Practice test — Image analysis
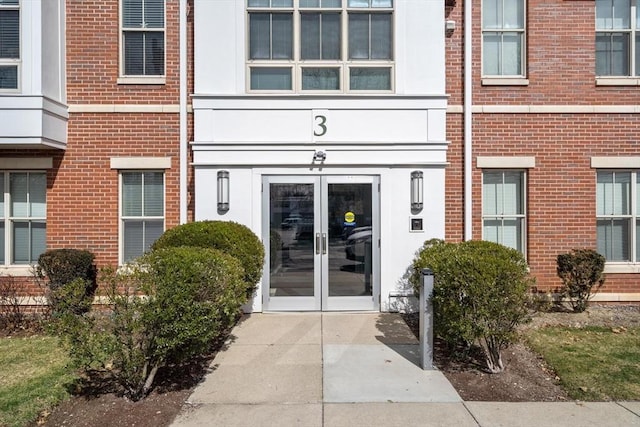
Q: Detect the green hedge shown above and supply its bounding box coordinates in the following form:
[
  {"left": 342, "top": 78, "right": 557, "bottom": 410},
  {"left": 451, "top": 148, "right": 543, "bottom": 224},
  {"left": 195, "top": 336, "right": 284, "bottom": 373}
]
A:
[
  {"left": 152, "top": 221, "right": 264, "bottom": 293},
  {"left": 35, "top": 249, "right": 97, "bottom": 316},
  {"left": 557, "top": 249, "right": 605, "bottom": 313},
  {"left": 58, "top": 246, "right": 248, "bottom": 401},
  {"left": 411, "top": 239, "right": 533, "bottom": 373}
]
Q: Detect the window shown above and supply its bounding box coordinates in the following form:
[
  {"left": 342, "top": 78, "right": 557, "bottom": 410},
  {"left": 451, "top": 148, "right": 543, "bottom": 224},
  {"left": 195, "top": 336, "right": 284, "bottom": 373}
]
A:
[
  {"left": 121, "top": 171, "right": 164, "bottom": 263},
  {"left": 596, "top": 0, "right": 639, "bottom": 76},
  {"left": 0, "top": 0, "right": 19, "bottom": 90},
  {"left": 0, "top": 172, "right": 47, "bottom": 265},
  {"left": 596, "top": 171, "right": 640, "bottom": 262},
  {"left": 247, "top": 0, "right": 394, "bottom": 92},
  {"left": 482, "top": 171, "right": 526, "bottom": 254},
  {"left": 482, "top": 0, "right": 525, "bottom": 77},
  {"left": 121, "top": 0, "right": 165, "bottom": 77}
]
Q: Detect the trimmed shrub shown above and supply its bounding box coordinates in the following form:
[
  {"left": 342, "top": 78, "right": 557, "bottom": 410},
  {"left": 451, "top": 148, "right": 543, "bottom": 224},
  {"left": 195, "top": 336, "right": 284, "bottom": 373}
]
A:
[
  {"left": 35, "top": 249, "right": 97, "bottom": 316},
  {"left": 152, "top": 221, "right": 264, "bottom": 294},
  {"left": 411, "top": 239, "right": 533, "bottom": 373},
  {"left": 58, "top": 246, "right": 247, "bottom": 400},
  {"left": 556, "top": 249, "right": 605, "bottom": 313}
]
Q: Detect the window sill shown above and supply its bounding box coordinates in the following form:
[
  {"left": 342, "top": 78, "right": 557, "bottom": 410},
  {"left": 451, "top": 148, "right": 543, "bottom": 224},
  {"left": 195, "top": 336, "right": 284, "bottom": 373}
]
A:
[
  {"left": 603, "top": 263, "right": 640, "bottom": 274},
  {"left": 117, "top": 76, "right": 166, "bottom": 85},
  {"left": 0, "top": 266, "right": 36, "bottom": 276},
  {"left": 596, "top": 77, "right": 640, "bottom": 86},
  {"left": 482, "top": 77, "right": 529, "bottom": 86}
]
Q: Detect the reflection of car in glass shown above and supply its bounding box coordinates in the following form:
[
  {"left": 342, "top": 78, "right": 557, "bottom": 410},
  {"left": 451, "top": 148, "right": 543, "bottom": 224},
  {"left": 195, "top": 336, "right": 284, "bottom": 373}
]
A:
[
  {"left": 295, "top": 217, "right": 314, "bottom": 240},
  {"left": 280, "top": 217, "right": 301, "bottom": 229},
  {"left": 345, "top": 226, "right": 372, "bottom": 261}
]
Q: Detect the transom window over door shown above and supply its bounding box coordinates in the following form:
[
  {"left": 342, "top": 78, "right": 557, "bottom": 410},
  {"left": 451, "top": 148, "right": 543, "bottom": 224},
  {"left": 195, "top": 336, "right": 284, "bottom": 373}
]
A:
[
  {"left": 247, "top": 0, "right": 394, "bottom": 92},
  {"left": 482, "top": 0, "right": 525, "bottom": 77},
  {"left": 596, "top": 171, "right": 640, "bottom": 262},
  {"left": 121, "top": 0, "right": 165, "bottom": 77},
  {"left": 482, "top": 171, "right": 526, "bottom": 254},
  {"left": 595, "top": 0, "right": 639, "bottom": 76},
  {"left": 0, "top": 0, "right": 20, "bottom": 90}
]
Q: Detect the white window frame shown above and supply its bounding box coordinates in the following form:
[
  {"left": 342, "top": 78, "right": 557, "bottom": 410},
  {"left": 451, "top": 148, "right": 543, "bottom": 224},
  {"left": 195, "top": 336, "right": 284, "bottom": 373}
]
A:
[
  {"left": 595, "top": 0, "right": 639, "bottom": 81},
  {"left": 118, "top": 170, "right": 165, "bottom": 265},
  {"left": 118, "top": 0, "right": 166, "bottom": 84},
  {"left": 0, "top": 170, "right": 47, "bottom": 267},
  {"left": 595, "top": 170, "right": 640, "bottom": 265},
  {"left": 481, "top": 169, "right": 527, "bottom": 256},
  {"left": 481, "top": 0, "right": 526, "bottom": 82},
  {"left": 0, "top": 0, "right": 20, "bottom": 92},
  {"left": 246, "top": 0, "right": 395, "bottom": 94}
]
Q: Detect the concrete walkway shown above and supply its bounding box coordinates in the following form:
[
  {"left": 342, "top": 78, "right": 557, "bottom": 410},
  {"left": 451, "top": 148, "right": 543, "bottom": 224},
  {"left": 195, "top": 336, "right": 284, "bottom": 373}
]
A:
[{"left": 171, "top": 313, "right": 640, "bottom": 427}]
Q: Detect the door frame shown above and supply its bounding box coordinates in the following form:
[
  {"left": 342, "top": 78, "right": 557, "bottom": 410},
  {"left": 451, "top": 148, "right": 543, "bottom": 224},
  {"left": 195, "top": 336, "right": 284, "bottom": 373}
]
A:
[
  {"left": 262, "top": 175, "right": 380, "bottom": 312},
  {"left": 322, "top": 175, "right": 380, "bottom": 311}
]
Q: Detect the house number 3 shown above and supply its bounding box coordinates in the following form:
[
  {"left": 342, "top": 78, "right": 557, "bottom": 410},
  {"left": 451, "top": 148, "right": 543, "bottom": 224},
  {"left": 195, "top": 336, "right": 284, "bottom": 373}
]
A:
[{"left": 314, "top": 115, "right": 327, "bottom": 137}]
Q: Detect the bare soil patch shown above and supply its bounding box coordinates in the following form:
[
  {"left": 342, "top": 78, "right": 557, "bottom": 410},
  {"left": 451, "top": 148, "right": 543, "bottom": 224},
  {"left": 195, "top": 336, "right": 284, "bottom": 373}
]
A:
[
  {"left": 29, "top": 304, "right": 640, "bottom": 427},
  {"left": 405, "top": 304, "right": 640, "bottom": 402},
  {"left": 30, "top": 341, "right": 226, "bottom": 427}
]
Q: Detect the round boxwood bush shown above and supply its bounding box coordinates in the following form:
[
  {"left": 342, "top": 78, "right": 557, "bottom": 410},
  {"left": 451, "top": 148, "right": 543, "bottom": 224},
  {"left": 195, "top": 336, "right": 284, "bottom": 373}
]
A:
[
  {"left": 137, "top": 246, "right": 248, "bottom": 339},
  {"left": 151, "top": 221, "right": 265, "bottom": 291},
  {"left": 36, "top": 248, "right": 97, "bottom": 316},
  {"left": 410, "top": 239, "right": 533, "bottom": 373}
]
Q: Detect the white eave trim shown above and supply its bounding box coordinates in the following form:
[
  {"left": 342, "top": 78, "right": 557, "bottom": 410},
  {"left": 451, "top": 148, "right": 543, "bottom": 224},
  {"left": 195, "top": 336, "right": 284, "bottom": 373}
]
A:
[
  {"left": 591, "top": 157, "right": 640, "bottom": 169},
  {"left": 0, "top": 157, "right": 53, "bottom": 169},
  {"left": 477, "top": 156, "right": 536, "bottom": 168},
  {"left": 110, "top": 157, "right": 172, "bottom": 170}
]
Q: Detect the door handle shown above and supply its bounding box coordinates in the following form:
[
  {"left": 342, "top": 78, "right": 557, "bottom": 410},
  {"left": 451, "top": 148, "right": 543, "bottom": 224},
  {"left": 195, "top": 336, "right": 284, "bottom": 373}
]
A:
[
  {"left": 316, "top": 233, "right": 321, "bottom": 255},
  {"left": 322, "top": 233, "right": 327, "bottom": 255}
]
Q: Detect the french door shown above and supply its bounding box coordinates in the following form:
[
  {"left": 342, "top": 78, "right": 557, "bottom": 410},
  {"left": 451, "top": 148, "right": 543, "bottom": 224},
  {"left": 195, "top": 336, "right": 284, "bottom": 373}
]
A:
[{"left": 262, "top": 175, "right": 379, "bottom": 311}]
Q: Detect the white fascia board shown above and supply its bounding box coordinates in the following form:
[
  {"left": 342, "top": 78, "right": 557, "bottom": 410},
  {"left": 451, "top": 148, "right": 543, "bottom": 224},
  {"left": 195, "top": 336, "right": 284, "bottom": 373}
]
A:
[
  {"left": 191, "top": 96, "right": 449, "bottom": 111},
  {"left": 191, "top": 147, "right": 448, "bottom": 167}
]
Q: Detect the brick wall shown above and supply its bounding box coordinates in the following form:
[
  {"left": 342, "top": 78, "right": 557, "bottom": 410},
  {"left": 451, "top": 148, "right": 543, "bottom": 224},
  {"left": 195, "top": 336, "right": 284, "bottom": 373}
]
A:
[
  {"left": 50, "top": 114, "right": 182, "bottom": 267},
  {"left": 60, "top": 0, "right": 192, "bottom": 266},
  {"left": 445, "top": 0, "right": 640, "bottom": 295},
  {"left": 446, "top": 0, "right": 640, "bottom": 105},
  {"left": 66, "top": 0, "right": 183, "bottom": 102}
]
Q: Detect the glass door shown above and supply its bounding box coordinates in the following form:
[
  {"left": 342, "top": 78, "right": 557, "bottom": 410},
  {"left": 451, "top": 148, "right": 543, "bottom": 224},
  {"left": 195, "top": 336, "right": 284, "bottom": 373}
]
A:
[
  {"left": 322, "top": 176, "right": 379, "bottom": 311},
  {"left": 263, "top": 175, "right": 379, "bottom": 311},
  {"left": 263, "top": 176, "right": 321, "bottom": 311}
]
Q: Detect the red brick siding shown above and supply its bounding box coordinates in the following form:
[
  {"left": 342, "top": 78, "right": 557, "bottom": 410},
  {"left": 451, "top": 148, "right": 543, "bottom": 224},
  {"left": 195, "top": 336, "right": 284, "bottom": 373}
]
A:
[
  {"left": 445, "top": 0, "right": 640, "bottom": 296},
  {"left": 446, "top": 0, "right": 640, "bottom": 105},
  {"left": 50, "top": 114, "right": 182, "bottom": 267},
  {"left": 66, "top": 0, "right": 183, "bottom": 103},
  {"left": 446, "top": 113, "right": 640, "bottom": 293},
  {"left": 57, "top": 0, "right": 194, "bottom": 269}
]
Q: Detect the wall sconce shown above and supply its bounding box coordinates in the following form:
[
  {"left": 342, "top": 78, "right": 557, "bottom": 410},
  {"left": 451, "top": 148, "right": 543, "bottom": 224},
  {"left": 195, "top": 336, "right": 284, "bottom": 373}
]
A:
[
  {"left": 411, "top": 171, "right": 424, "bottom": 213},
  {"left": 217, "top": 170, "right": 230, "bottom": 213}
]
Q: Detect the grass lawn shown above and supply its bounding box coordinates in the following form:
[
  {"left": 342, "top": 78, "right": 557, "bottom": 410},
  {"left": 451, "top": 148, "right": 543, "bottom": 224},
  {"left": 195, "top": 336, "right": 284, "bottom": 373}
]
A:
[
  {"left": 0, "top": 335, "right": 75, "bottom": 427},
  {"left": 527, "top": 326, "right": 640, "bottom": 401}
]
